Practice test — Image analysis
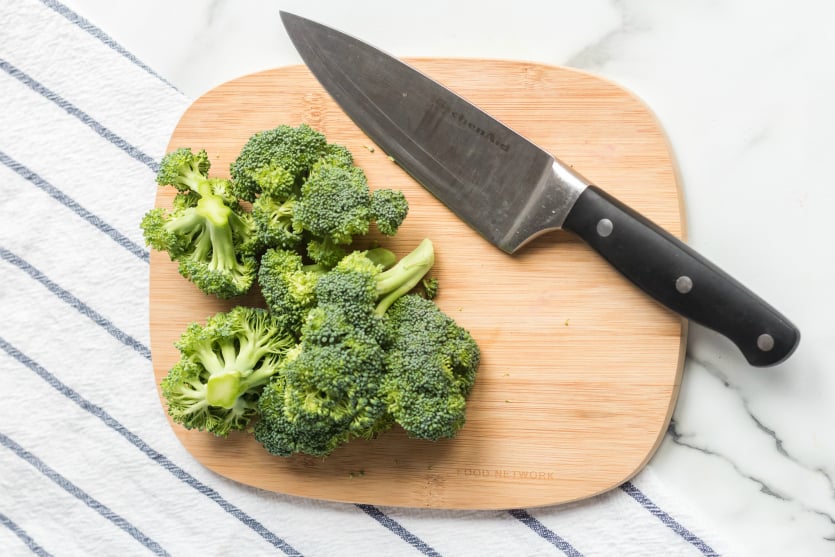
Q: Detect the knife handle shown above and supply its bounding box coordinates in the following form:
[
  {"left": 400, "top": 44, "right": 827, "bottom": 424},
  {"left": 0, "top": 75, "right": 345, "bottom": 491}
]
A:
[{"left": 562, "top": 185, "right": 800, "bottom": 367}]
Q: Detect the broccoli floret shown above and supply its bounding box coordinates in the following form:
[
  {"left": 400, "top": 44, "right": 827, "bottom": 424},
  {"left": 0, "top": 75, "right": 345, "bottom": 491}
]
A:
[
  {"left": 294, "top": 165, "right": 412, "bottom": 264},
  {"left": 258, "top": 248, "right": 327, "bottom": 336},
  {"left": 258, "top": 245, "right": 398, "bottom": 337},
  {"left": 230, "top": 124, "right": 329, "bottom": 201},
  {"left": 320, "top": 142, "right": 354, "bottom": 168},
  {"left": 160, "top": 306, "right": 295, "bottom": 436},
  {"left": 294, "top": 162, "right": 373, "bottom": 244},
  {"left": 142, "top": 148, "right": 259, "bottom": 298},
  {"left": 371, "top": 189, "right": 409, "bottom": 236},
  {"left": 255, "top": 310, "right": 392, "bottom": 457},
  {"left": 372, "top": 238, "right": 435, "bottom": 315},
  {"left": 421, "top": 277, "right": 439, "bottom": 300},
  {"left": 248, "top": 161, "right": 297, "bottom": 199},
  {"left": 381, "top": 294, "right": 480, "bottom": 441},
  {"left": 155, "top": 147, "right": 211, "bottom": 195},
  {"left": 254, "top": 240, "right": 435, "bottom": 457},
  {"left": 313, "top": 238, "right": 435, "bottom": 318},
  {"left": 229, "top": 124, "right": 409, "bottom": 261},
  {"left": 251, "top": 196, "right": 302, "bottom": 250}
]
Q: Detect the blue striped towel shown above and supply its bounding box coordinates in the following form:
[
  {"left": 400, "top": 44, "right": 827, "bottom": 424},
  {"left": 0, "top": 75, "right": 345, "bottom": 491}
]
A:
[{"left": 0, "top": 1, "right": 732, "bottom": 555}]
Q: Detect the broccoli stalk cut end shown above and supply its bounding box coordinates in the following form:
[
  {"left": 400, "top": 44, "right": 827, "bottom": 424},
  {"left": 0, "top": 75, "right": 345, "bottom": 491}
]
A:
[{"left": 206, "top": 371, "right": 242, "bottom": 408}]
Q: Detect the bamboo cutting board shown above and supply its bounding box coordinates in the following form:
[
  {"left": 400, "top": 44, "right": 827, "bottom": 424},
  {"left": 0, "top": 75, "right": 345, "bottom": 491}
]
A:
[{"left": 149, "top": 59, "right": 686, "bottom": 510}]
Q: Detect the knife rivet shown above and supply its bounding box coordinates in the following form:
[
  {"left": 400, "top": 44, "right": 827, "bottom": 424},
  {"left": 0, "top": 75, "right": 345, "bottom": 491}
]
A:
[
  {"left": 675, "top": 276, "right": 693, "bottom": 294},
  {"left": 596, "top": 218, "right": 613, "bottom": 237},
  {"left": 757, "top": 333, "right": 775, "bottom": 352}
]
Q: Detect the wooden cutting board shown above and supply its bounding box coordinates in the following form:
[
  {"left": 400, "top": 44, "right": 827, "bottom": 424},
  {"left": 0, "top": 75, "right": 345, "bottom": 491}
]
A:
[{"left": 149, "top": 59, "right": 686, "bottom": 510}]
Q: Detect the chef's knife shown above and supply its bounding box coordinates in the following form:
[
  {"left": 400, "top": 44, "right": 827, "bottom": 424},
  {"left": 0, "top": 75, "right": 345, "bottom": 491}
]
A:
[{"left": 280, "top": 12, "right": 800, "bottom": 367}]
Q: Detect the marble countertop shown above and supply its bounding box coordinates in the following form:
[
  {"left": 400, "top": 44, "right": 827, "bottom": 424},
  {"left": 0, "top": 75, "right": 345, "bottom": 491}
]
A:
[{"left": 61, "top": 1, "right": 834, "bottom": 555}]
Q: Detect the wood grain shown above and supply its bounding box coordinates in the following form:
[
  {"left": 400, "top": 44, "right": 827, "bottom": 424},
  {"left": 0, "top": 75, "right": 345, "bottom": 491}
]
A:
[{"left": 149, "top": 59, "right": 686, "bottom": 509}]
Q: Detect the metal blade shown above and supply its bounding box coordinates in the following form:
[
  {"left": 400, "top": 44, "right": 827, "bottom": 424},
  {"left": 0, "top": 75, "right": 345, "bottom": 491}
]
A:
[{"left": 280, "top": 12, "right": 590, "bottom": 252}]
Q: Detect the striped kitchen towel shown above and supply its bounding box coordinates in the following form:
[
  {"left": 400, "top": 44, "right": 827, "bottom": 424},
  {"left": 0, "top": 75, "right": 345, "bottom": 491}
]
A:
[{"left": 0, "top": 1, "right": 733, "bottom": 555}]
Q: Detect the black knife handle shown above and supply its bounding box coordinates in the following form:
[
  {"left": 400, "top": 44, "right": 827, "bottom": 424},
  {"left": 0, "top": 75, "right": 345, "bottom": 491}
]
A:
[{"left": 562, "top": 185, "right": 799, "bottom": 367}]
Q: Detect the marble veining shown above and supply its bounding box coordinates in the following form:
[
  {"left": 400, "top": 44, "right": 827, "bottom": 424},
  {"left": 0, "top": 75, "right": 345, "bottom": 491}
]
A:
[{"left": 60, "top": 1, "right": 835, "bottom": 555}]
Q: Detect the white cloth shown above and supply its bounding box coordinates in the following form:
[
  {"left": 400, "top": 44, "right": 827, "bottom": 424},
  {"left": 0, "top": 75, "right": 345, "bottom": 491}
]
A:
[{"left": 0, "top": 1, "right": 734, "bottom": 555}]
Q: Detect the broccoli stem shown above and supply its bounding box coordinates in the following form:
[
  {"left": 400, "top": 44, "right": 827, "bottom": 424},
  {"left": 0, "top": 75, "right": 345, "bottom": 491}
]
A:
[
  {"left": 209, "top": 224, "right": 237, "bottom": 272},
  {"left": 193, "top": 174, "right": 216, "bottom": 198},
  {"left": 365, "top": 247, "right": 396, "bottom": 269},
  {"left": 375, "top": 239, "right": 434, "bottom": 316},
  {"left": 205, "top": 366, "right": 277, "bottom": 409},
  {"left": 240, "top": 365, "right": 280, "bottom": 391},
  {"left": 163, "top": 207, "right": 204, "bottom": 237},
  {"left": 206, "top": 371, "right": 242, "bottom": 408}
]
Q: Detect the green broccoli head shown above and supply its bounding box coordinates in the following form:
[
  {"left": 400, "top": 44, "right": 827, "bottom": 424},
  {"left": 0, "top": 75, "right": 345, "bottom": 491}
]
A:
[
  {"left": 156, "top": 147, "right": 211, "bottom": 195},
  {"left": 255, "top": 361, "right": 363, "bottom": 458},
  {"left": 255, "top": 304, "right": 392, "bottom": 457},
  {"left": 251, "top": 196, "right": 302, "bottom": 251},
  {"left": 140, "top": 205, "right": 185, "bottom": 258},
  {"left": 319, "top": 142, "right": 354, "bottom": 168},
  {"left": 248, "top": 161, "right": 297, "bottom": 200},
  {"left": 258, "top": 248, "right": 326, "bottom": 336},
  {"left": 294, "top": 163, "right": 373, "bottom": 245},
  {"left": 421, "top": 277, "right": 440, "bottom": 300},
  {"left": 161, "top": 306, "right": 296, "bottom": 437},
  {"left": 302, "top": 237, "right": 344, "bottom": 269},
  {"left": 381, "top": 294, "right": 480, "bottom": 441},
  {"left": 227, "top": 124, "right": 409, "bottom": 260},
  {"left": 230, "top": 124, "right": 329, "bottom": 201},
  {"left": 371, "top": 189, "right": 409, "bottom": 236},
  {"left": 142, "top": 191, "right": 259, "bottom": 299},
  {"left": 315, "top": 239, "right": 434, "bottom": 318},
  {"left": 294, "top": 168, "right": 410, "bottom": 265}
]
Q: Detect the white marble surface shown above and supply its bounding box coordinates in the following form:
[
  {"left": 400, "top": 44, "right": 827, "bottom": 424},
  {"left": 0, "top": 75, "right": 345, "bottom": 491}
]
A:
[{"left": 61, "top": 1, "right": 834, "bottom": 555}]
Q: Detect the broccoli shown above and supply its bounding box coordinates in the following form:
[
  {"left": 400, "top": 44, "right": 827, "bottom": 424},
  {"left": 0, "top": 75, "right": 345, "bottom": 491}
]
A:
[
  {"left": 141, "top": 147, "right": 258, "bottom": 298},
  {"left": 370, "top": 189, "right": 409, "bottom": 236},
  {"left": 230, "top": 124, "right": 410, "bottom": 265},
  {"left": 251, "top": 195, "right": 302, "bottom": 250},
  {"left": 421, "top": 277, "right": 440, "bottom": 300},
  {"left": 160, "top": 306, "right": 295, "bottom": 436},
  {"left": 320, "top": 142, "right": 355, "bottom": 167},
  {"left": 293, "top": 162, "right": 374, "bottom": 266},
  {"left": 381, "top": 294, "right": 480, "bottom": 441},
  {"left": 258, "top": 246, "right": 398, "bottom": 337},
  {"left": 258, "top": 248, "right": 327, "bottom": 336},
  {"left": 295, "top": 164, "right": 409, "bottom": 265},
  {"left": 154, "top": 146, "right": 211, "bottom": 195},
  {"left": 255, "top": 309, "right": 392, "bottom": 457},
  {"left": 230, "top": 124, "right": 329, "bottom": 202},
  {"left": 254, "top": 240, "right": 435, "bottom": 457}
]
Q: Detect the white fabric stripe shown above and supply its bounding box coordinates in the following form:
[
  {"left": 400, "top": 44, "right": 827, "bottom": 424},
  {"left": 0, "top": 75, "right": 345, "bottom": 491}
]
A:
[
  {"left": 0, "top": 511, "right": 52, "bottom": 557},
  {"left": 0, "top": 0, "right": 188, "bottom": 156},
  {"left": 522, "top": 488, "right": 700, "bottom": 556},
  {"left": 0, "top": 448, "right": 139, "bottom": 557},
  {"left": 0, "top": 166, "right": 150, "bottom": 348},
  {"left": 0, "top": 258, "right": 161, "bottom": 419},
  {"left": 38, "top": 0, "right": 181, "bottom": 92},
  {"left": 629, "top": 470, "right": 736, "bottom": 556},
  {"left": 0, "top": 72, "right": 161, "bottom": 250},
  {"left": 377, "top": 507, "right": 572, "bottom": 557},
  {"left": 0, "top": 355, "right": 279, "bottom": 556}
]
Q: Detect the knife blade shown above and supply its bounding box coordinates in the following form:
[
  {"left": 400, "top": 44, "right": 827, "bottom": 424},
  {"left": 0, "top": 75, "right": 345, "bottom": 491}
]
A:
[{"left": 279, "top": 11, "right": 800, "bottom": 367}]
